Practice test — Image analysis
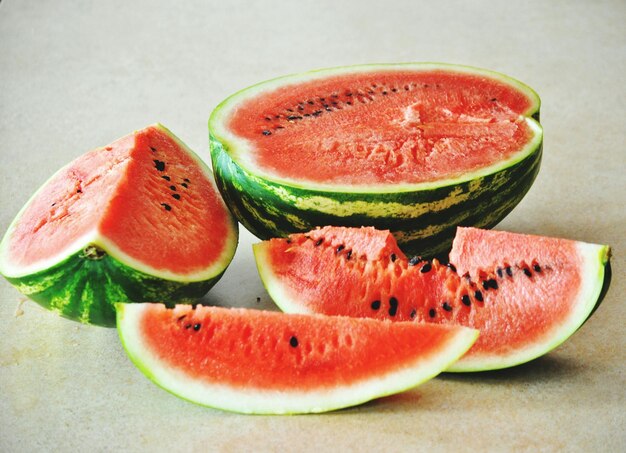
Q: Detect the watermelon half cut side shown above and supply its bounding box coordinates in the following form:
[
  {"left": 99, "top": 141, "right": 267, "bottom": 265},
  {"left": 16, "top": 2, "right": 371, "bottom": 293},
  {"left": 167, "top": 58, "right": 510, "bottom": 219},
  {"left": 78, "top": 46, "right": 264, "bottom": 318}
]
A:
[
  {"left": 210, "top": 63, "right": 543, "bottom": 256},
  {"left": 0, "top": 125, "right": 238, "bottom": 326},
  {"left": 116, "top": 303, "right": 478, "bottom": 414},
  {"left": 253, "top": 226, "right": 610, "bottom": 371}
]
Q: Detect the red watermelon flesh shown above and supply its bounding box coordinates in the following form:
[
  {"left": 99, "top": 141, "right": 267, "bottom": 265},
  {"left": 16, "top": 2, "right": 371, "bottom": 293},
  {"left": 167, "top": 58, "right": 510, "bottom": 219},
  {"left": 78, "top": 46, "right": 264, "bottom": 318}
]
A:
[
  {"left": 254, "top": 226, "right": 610, "bottom": 371},
  {"left": 225, "top": 67, "right": 538, "bottom": 186},
  {"left": 116, "top": 303, "right": 478, "bottom": 414},
  {"left": 4, "top": 124, "right": 234, "bottom": 279}
]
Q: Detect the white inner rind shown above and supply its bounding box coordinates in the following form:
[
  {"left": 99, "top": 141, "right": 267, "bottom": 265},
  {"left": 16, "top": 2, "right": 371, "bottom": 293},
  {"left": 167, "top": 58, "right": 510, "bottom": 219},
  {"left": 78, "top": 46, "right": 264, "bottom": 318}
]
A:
[
  {"left": 447, "top": 242, "right": 610, "bottom": 372},
  {"left": 116, "top": 303, "right": 478, "bottom": 415},
  {"left": 0, "top": 123, "right": 238, "bottom": 281},
  {"left": 209, "top": 63, "right": 543, "bottom": 193},
  {"left": 252, "top": 242, "right": 313, "bottom": 315}
]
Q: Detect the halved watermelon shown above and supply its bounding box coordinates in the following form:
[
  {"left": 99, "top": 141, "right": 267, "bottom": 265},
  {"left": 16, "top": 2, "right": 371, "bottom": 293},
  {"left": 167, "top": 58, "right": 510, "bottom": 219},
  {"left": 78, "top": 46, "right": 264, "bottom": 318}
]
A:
[
  {"left": 116, "top": 303, "right": 478, "bottom": 414},
  {"left": 253, "top": 226, "right": 610, "bottom": 371},
  {"left": 0, "top": 124, "right": 238, "bottom": 326},
  {"left": 210, "top": 63, "right": 543, "bottom": 256}
]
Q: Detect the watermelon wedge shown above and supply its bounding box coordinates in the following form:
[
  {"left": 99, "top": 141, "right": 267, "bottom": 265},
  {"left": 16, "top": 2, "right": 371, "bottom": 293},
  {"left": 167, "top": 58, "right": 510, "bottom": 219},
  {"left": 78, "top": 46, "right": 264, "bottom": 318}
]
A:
[
  {"left": 116, "top": 303, "right": 478, "bottom": 414},
  {"left": 0, "top": 124, "right": 238, "bottom": 326},
  {"left": 253, "top": 226, "right": 611, "bottom": 371},
  {"left": 210, "top": 63, "right": 543, "bottom": 256}
]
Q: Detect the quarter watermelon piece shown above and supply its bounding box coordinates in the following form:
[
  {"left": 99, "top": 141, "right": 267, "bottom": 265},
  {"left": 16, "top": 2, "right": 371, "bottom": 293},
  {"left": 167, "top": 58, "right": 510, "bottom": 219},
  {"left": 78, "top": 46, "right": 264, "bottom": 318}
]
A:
[
  {"left": 210, "top": 63, "right": 543, "bottom": 256},
  {"left": 0, "top": 124, "right": 238, "bottom": 326},
  {"left": 254, "top": 226, "right": 611, "bottom": 371},
  {"left": 116, "top": 303, "right": 478, "bottom": 414}
]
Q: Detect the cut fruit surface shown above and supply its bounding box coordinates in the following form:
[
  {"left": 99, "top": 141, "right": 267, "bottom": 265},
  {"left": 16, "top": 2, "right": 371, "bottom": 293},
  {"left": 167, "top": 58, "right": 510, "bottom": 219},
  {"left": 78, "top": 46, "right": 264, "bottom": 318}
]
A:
[
  {"left": 116, "top": 303, "right": 478, "bottom": 414},
  {"left": 0, "top": 124, "right": 238, "bottom": 326},
  {"left": 254, "top": 226, "right": 610, "bottom": 371},
  {"left": 210, "top": 63, "right": 543, "bottom": 255}
]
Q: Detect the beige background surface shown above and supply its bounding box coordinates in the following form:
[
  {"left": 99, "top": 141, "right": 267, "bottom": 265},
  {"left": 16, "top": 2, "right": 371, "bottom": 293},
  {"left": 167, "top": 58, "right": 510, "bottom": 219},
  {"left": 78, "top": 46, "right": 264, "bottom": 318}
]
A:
[{"left": 1, "top": 0, "right": 624, "bottom": 451}]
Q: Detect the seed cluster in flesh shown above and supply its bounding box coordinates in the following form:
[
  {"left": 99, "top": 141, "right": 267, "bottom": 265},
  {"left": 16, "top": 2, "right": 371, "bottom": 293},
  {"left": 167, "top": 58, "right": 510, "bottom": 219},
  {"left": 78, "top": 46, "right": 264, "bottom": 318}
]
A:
[
  {"left": 258, "top": 81, "right": 501, "bottom": 137},
  {"left": 266, "top": 228, "right": 552, "bottom": 324},
  {"left": 150, "top": 146, "right": 193, "bottom": 212}
]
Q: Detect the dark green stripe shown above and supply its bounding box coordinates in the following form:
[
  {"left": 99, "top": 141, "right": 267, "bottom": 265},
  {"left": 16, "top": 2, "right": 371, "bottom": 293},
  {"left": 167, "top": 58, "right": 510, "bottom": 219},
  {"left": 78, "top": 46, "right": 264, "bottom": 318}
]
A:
[{"left": 6, "top": 250, "right": 225, "bottom": 327}]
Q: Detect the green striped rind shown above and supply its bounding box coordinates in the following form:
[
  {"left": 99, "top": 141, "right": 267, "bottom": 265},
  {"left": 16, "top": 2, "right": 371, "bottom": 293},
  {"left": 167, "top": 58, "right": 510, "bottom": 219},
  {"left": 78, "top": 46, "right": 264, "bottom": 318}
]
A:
[
  {"left": 209, "top": 63, "right": 543, "bottom": 256},
  {"left": 211, "top": 129, "right": 542, "bottom": 257},
  {"left": 4, "top": 248, "right": 224, "bottom": 327}
]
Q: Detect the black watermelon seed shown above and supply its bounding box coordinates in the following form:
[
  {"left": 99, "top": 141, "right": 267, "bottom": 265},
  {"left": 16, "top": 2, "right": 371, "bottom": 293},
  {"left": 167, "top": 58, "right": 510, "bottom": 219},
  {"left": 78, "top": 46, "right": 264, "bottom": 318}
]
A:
[
  {"left": 442, "top": 302, "right": 452, "bottom": 312},
  {"left": 262, "top": 130, "right": 272, "bottom": 136},
  {"left": 287, "top": 115, "right": 302, "bottom": 120},
  {"left": 289, "top": 336, "right": 299, "bottom": 347},
  {"left": 388, "top": 297, "right": 399, "bottom": 316},
  {"left": 447, "top": 263, "right": 457, "bottom": 273},
  {"left": 533, "top": 263, "right": 542, "bottom": 273},
  {"left": 172, "top": 193, "right": 181, "bottom": 200},
  {"left": 391, "top": 88, "right": 397, "bottom": 92},
  {"left": 315, "top": 238, "right": 323, "bottom": 246},
  {"left": 184, "top": 178, "right": 190, "bottom": 183},
  {"left": 371, "top": 300, "right": 381, "bottom": 310},
  {"left": 482, "top": 279, "right": 498, "bottom": 290},
  {"left": 474, "top": 290, "right": 484, "bottom": 302},
  {"left": 428, "top": 308, "right": 436, "bottom": 318},
  {"left": 496, "top": 267, "right": 503, "bottom": 278},
  {"left": 149, "top": 146, "right": 157, "bottom": 152},
  {"left": 162, "top": 175, "right": 171, "bottom": 181},
  {"left": 410, "top": 309, "right": 417, "bottom": 319},
  {"left": 345, "top": 250, "right": 352, "bottom": 260},
  {"left": 169, "top": 185, "right": 177, "bottom": 191},
  {"left": 490, "top": 98, "right": 497, "bottom": 102},
  {"left": 181, "top": 182, "right": 188, "bottom": 188},
  {"left": 382, "top": 91, "right": 388, "bottom": 95},
  {"left": 307, "top": 100, "right": 314, "bottom": 105},
  {"left": 505, "top": 266, "right": 513, "bottom": 277},
  {"left": 408, "top": 256, "right": 423, "bottom": 266},
  {"left": 153, "top": 160, "right": 165, "bottom": 171},
  {"left": 286, "top": 108, "right": 294, "bottom": 113},
  {"left": 390, "top": 253, "right": 397, "bottom": 262},
  {"left": 193, "top": 323, "right": 201, "bottom": 331},
  {"left": 523, "top": 267, "right": 532, "bottom": 278},
  {"left": 264, "top": 117, "right": 272, "bottom": 121},
  {"left": 461, "top": 295, "right": 471, "bottom": 306},
  {"left": 161, "top": 203, "right": 171, "bottom": 211},
  {"left": 76, "top": 189, "right": 82, "bottom": 194},
  {"left": 184, "top": 324, "right": 192, "bottom": 329},
  {"left": 420, "top": 262, "right": 432, "bottom": 273},
  {"left": 336, "top": 245, "right": 345, "bottom": 254}
]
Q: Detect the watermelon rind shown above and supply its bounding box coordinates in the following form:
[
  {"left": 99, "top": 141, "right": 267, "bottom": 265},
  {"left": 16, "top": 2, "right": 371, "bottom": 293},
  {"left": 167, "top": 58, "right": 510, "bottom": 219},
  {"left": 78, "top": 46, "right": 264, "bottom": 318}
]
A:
[
  {"left": 0, "top": 124, "right": 238, "bottom": 326},
  {"left": 446, "top": 241, "right": 611, "bottom": 372},
  {"left": 116, "top": 303, "right": 479, "bottom": 414},
  {"left": 209, "top": 63, "right": 543, "bottom": 256}
]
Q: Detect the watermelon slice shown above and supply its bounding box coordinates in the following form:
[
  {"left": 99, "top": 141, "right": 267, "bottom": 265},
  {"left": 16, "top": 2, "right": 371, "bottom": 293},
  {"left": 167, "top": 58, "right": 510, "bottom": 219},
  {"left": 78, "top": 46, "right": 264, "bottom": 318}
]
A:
[
  {"left": 0, "top": 124, "right": 238, "bottom": 326},
  {"left": 116, "top": 303, "right": 478, "bottom": 414},
  {"left": 253, "top": 226, "right": 611, "bottom": 371},
  {"left": 210, "top": 63, "right": 543, "bottom": 256}
]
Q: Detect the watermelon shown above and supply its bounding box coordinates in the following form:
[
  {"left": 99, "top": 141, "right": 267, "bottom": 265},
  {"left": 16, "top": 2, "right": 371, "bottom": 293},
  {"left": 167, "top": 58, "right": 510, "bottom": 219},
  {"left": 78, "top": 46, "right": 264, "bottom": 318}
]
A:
[
  {"left": 0, "top": 124, "right": 238, "bottom": 326},
  {"left": 209, "top": 63, "right": 543, "bottom": 256},
  {"left": 116, "top": 302, "right": 478, "bottom": 414},
  {"left": 253, "top": 226, "right": 611, "bottom": 371}
]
